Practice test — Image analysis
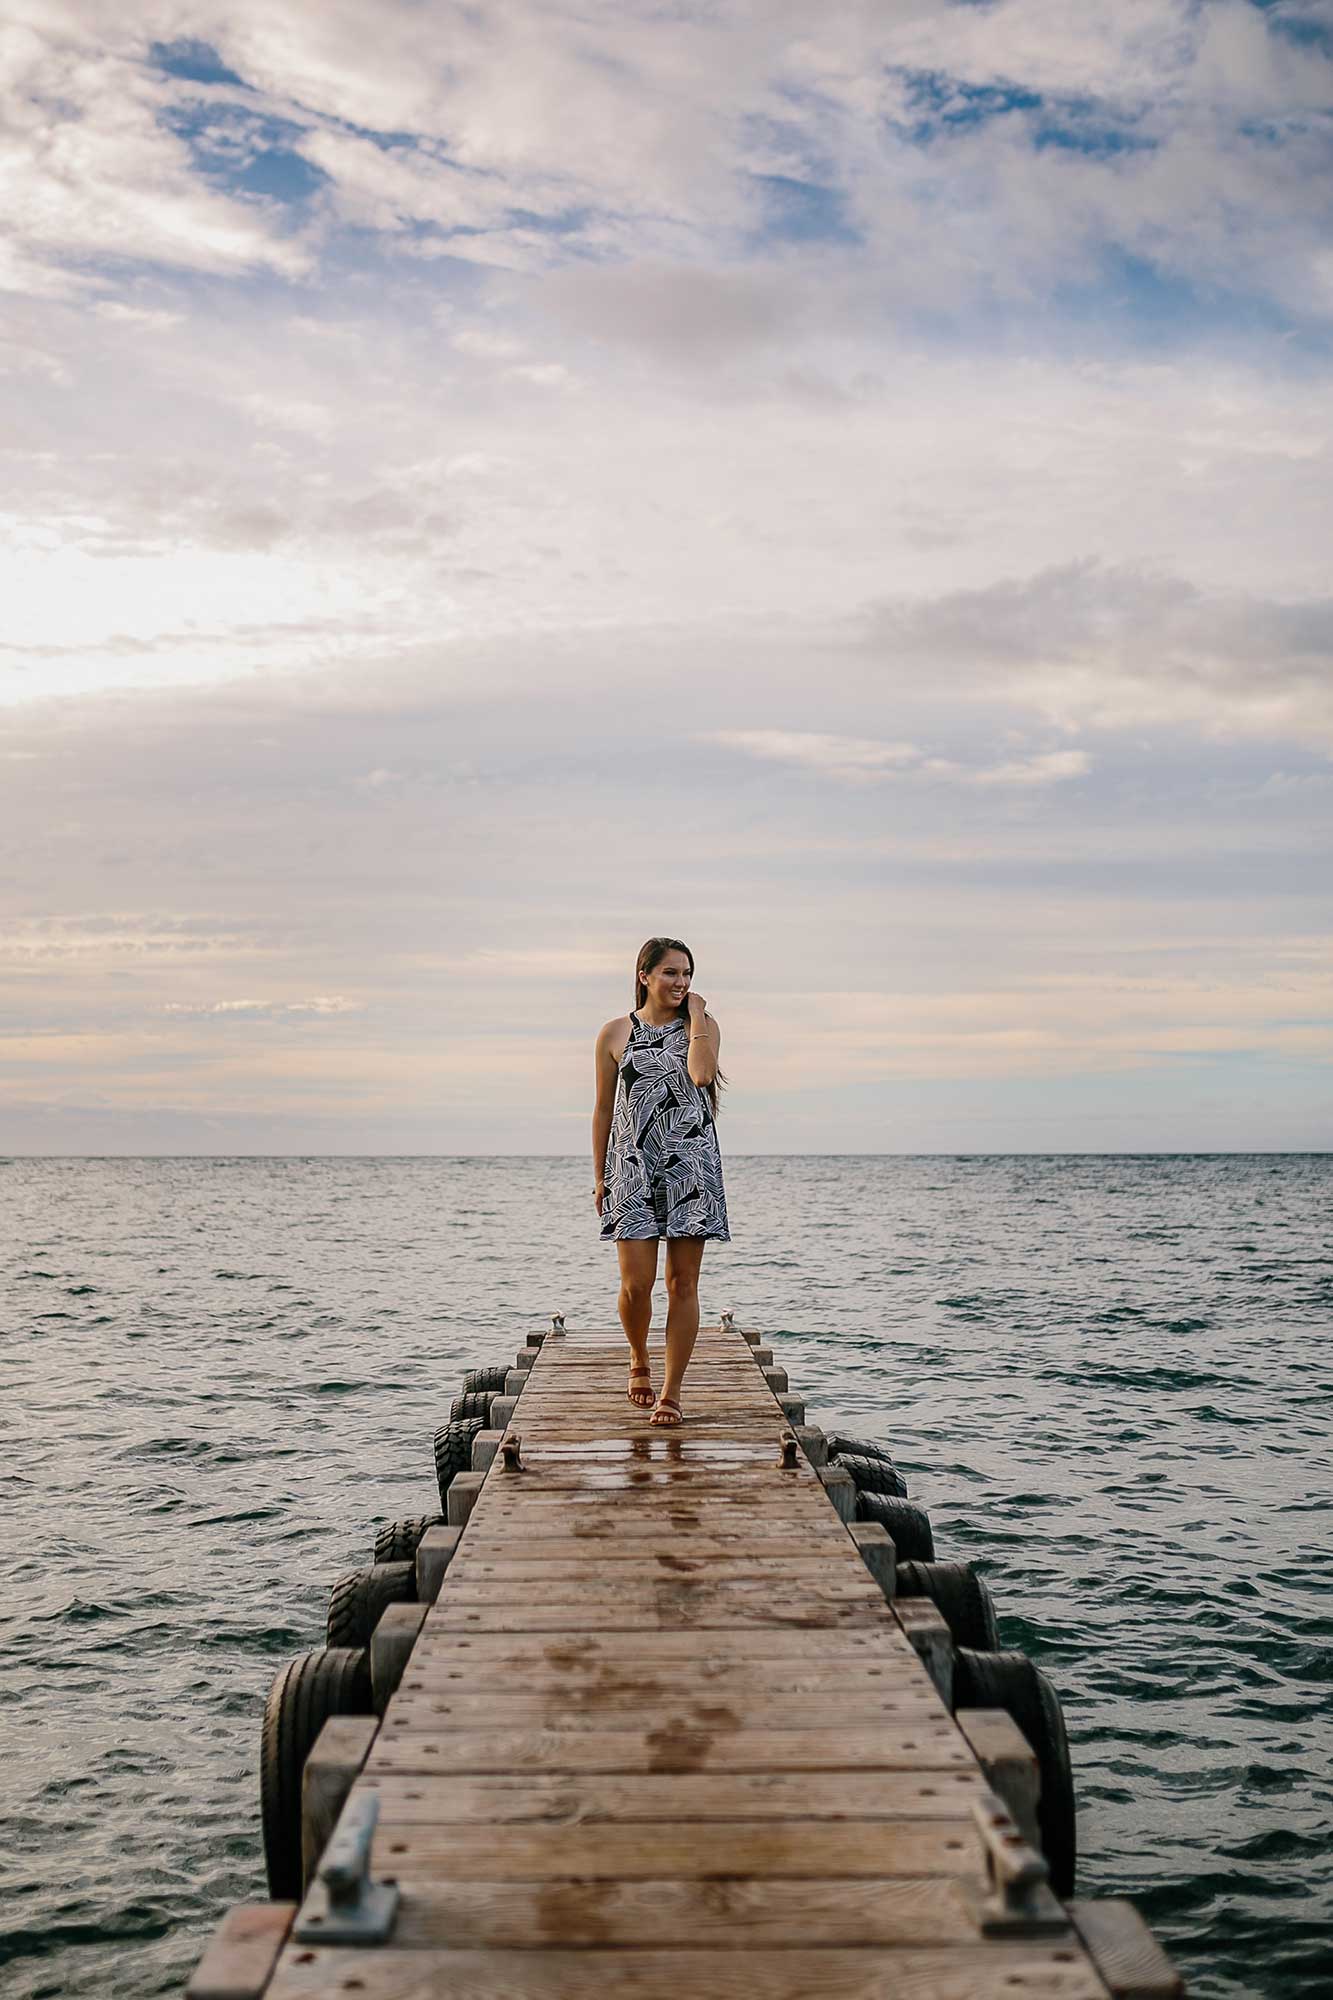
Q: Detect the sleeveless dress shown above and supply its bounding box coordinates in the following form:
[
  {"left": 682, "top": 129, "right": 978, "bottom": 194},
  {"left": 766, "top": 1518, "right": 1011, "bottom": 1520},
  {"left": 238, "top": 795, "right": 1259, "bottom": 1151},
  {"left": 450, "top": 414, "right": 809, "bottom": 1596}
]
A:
[{"left": 600, "top": 1010, "right": 730, "bottom": 1241}]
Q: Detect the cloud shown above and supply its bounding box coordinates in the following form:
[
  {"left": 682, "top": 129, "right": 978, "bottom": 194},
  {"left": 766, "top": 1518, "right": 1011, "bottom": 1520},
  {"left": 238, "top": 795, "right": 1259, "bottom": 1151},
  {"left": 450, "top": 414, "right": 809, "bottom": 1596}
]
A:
[
  {"left": 162, "top": 995, "right": 364, "bottom": 1016},
  {"left": 704, "top": 729, "right": 1090, "bottom": 787},
  {"left": 1, "top": 1, "right": 1329, "bottom": 327},
  {"left": 2, "top": 2, "right": 1331, "bottom": 1151},
  {"left": 855, "top": 561, "right": 1333, "bottom": 750}
]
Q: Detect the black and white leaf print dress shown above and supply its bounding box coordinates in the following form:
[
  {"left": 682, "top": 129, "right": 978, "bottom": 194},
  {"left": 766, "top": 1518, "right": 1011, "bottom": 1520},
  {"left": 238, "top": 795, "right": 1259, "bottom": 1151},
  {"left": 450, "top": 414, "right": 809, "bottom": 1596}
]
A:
[{"left": 600, "top": 1011, "right": 730, "bottom": 1241}]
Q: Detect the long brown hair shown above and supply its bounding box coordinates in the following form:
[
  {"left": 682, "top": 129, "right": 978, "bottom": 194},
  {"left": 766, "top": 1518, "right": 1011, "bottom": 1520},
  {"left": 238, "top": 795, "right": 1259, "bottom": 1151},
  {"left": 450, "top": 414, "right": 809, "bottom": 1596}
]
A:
[{"left": 634, "top": 936, "right": 728, "bottom": 1121}]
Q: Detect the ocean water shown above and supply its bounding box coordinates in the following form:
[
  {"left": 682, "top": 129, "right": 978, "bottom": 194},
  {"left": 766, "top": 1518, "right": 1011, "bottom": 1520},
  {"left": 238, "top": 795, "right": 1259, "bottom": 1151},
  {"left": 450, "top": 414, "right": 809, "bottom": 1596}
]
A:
[{"left": 1, "top": 1153, "right": 1330, "bottom": 2000}]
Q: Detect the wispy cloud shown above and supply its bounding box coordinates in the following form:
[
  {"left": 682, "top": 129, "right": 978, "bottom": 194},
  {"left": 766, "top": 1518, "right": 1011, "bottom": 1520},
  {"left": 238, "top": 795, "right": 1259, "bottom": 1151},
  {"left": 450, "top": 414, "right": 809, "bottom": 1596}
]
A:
[
  {"left": 705, "top": 730, "right": 1091, "bottom": 788},
  {"left": 162, "top": 996, "right": 364, "bottom": 1017}
]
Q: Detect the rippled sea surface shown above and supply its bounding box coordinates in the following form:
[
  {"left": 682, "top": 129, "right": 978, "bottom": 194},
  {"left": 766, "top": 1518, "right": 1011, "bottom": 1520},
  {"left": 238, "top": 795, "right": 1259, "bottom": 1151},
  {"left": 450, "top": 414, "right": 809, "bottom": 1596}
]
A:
[{"left": 2, "top": 1155, "right": 1330, "bottom": 1999}]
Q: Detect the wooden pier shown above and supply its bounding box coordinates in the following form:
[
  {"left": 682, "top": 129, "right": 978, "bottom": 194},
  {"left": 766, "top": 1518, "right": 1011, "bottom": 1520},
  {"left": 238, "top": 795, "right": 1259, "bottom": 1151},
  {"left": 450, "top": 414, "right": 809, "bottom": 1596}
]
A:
[{"left": 188, "top": 1315, "right": 1183, "bottom": 1999}]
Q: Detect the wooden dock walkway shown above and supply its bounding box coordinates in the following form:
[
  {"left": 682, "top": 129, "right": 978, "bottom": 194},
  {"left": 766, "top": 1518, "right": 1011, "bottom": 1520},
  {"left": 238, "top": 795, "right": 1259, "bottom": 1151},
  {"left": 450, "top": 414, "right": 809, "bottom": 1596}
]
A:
[{"left": 189, "top": 1315, "right": 1183, "bottom": 1999}]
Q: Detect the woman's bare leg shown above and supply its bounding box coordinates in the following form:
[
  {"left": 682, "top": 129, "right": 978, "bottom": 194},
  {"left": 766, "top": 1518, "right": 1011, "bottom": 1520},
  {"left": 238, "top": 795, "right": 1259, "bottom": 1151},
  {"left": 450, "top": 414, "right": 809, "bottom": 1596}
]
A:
[
  {"left": 657, "top": 1236, "right": 705, "bottom": 1415},
  {"left": 616, "top": 1239, "right": 659, "bottom": 1390}
]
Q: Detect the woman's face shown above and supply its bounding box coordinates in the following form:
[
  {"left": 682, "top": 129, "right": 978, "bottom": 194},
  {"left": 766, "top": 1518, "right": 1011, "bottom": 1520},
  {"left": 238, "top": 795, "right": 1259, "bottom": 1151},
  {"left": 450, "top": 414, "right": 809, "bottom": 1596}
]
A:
[{"left": 644, "top": 951, "right": 691, "bottom": 1006}]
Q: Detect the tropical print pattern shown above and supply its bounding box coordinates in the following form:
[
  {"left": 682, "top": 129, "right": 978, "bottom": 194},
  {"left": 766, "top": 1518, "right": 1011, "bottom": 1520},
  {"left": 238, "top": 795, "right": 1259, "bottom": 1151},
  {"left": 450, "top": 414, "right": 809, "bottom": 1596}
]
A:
[{"left": 600, "top": 1011, "right": 731, "bottom": 1241}]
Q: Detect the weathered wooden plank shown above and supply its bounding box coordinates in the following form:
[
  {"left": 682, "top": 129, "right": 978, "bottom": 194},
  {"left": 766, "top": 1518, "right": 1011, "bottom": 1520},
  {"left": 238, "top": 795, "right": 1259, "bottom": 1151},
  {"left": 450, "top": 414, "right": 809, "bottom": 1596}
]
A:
[
  {"left": 394, "top": 1656, "right": 932, "bottom": 1704},
  {"left": 266, "top": 1942, "right": 1105, "bottom": 2000},
  {"left": 368, "top": 1726, "right": 972, "bottom": 1777},
  {"left": 382, "top": 1690, "right": 947, "bottom": 1726},
  {"left": 422, "top": 1601, "right": 896, "bottom": 1633},
  {"left": 410, "top": 1626, "right": 915, "bottom": 1661},
  {"left": 408, "top": 1772, "right": 992, "bottom": 1843},
  {"left": 440, "top": 1536, "right": 844, "bottom": 1568},
  {"left": 381, "top": 1873, "right": 978, "bottom": 1950},
  {"left": 363, "top": 1817, "right": 984, "bottom": 1877},
  {"left": 475, "top": 1473, "right": 824, "bottom": 1495},
  {"left": 1068, "top": 1900, "right": 1186, "bottom": 1999},
  {"left": 433, "top": 1577, "right": 888, "bottom": 1609},
  {"left": 186, "top": 1903, "right": 295, "bottom": 2000},
  {"left": 440, "top": 1544, "right": 868, "bottom": 1576},
  {"left": 454, "top": 1514, "right": 856, "bottom": 1543}
]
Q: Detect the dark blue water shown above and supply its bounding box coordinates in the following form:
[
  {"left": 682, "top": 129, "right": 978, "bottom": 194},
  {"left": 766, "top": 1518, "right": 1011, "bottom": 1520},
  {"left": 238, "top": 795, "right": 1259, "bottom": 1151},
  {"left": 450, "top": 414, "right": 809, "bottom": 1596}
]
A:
[{"left": 2, "top": 1155, "right": 1330, "bottom": 1998}]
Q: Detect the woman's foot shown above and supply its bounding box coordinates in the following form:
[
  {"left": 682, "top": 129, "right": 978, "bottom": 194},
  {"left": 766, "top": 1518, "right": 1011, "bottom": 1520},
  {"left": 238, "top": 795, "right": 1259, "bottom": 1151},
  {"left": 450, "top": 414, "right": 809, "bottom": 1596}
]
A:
[
  {"left": 627, "top": 1363, "right": 655, "bottom": 1407},
  {"left": 649, "top": 1394, "right": 684, "bottom": 1427}
]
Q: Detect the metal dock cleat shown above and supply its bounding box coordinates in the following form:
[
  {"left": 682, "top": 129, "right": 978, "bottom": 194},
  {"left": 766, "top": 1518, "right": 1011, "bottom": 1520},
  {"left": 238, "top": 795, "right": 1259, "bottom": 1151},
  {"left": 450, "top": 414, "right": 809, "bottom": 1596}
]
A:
[
  {"left": 292, "top": 1790, "right": 399, "bottom": 1946},
  {"left": 963, "top": 1794, "right": 1069, "bottom": 1936}
]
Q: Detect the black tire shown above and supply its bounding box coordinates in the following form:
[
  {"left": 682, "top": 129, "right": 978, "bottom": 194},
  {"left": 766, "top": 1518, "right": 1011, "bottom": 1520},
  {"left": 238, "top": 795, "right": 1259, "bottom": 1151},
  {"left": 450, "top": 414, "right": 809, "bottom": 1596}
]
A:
[
  {"left": 461, "top": 1366, "right": 510, "bottom": 1393},
  {"left": 374, "top": 1514, "right": 443, "bottom": 1564},
  {"left": 826, "top": 1433, "right": 902, "bottom": 1475},
  {"left": 434, "top": 1417, "right": 485, "bottom": 1506},
  {"left": 896, "top": 1559, "right": 1000, "bottom": 1650},
  {"left": 260, "top": 1646, "right": 371, "bottom": 1900},
  {"left": 325, "top": 1561, "right": 416, "bottom": 1648},
  {"left": 450, "top": 1389, "right": 497, "bottom": 1422},
  {"left": 953, "top": 1647, "right": 1077, "bottom": 1896},
  {"left": 833, "top": 1448, "right": 908, "bottom": 1499},
  {"left": 854, "top": 1491, "right": 935, "bottom": 1559}
]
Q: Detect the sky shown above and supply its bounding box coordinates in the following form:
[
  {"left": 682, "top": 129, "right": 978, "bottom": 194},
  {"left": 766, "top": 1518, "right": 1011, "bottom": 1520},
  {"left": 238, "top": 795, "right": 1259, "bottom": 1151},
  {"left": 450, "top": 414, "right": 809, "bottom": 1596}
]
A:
[{"left": 2, "top": 0, "right": 1331, "bottom": 1155}]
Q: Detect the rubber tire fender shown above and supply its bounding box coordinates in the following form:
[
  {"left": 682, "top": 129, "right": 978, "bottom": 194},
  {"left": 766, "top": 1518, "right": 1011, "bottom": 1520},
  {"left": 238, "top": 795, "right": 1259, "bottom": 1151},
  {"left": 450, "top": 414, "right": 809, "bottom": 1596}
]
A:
[
  {"left": 895, "top": 1558, "right": 1000, "bottom": 1650},
  {"left": 854, "top": 1490, "right": 935, "bottom": 1560},
  {"left": 833, "top": 1449, "right": 908, "bottom": 1499},
  {"left": 825, "top": 1433, "right": 904, "bottom": 1479},
  {"left": 953, "top": 1646, "right": 1077, "bottom": 1897},
  {"left": 434, "top": 1417, "right": 486, "bottom": 1507},
  {"left": 259, "top": 1646, "right": 371, "bottom": 1900},
  {"left": 374, "top": 1514, "right": 444, "bottom": 1564},
  {"left": 461, "top": 1366, "right": 511, "bottom": 1393},
  {"left": 326, "top": 1561, "right": 417, "bottom": 1649},
  {"left": 449, "top": 1389, "right": 496, "bottom": 1423}
]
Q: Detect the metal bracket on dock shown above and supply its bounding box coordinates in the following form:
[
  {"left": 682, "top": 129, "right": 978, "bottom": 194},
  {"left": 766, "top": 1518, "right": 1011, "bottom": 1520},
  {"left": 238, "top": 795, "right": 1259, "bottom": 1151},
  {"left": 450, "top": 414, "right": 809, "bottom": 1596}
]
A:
[
  {"left": 292, "top": 1790, "right": 399, "bottom": 1946},
  {"left": 777, "top": 1429, "right": 800, "bottom": 1469},
  {"left": 963, "top": 1795, "right": 1068, "bottom": 1937},
  {"left": 719, "top": 1309, "right": 734, "bottom": 1329},
  {"left": 550, "top": 1311, "right": 566, "bottom": 1333},
  {"left": 499, "top": 1430, "right": 523, "bottom": 1471}
]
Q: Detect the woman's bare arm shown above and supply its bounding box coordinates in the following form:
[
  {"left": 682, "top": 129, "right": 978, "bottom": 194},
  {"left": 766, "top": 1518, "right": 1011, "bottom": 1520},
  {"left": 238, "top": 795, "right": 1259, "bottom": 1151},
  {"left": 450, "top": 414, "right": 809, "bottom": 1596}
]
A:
[
  {"left": 686, "top": 994, "right": 719, "bottom": 1087},
  {"left": 592, "top": 1019, "right": 623, "bottom": 1198}
]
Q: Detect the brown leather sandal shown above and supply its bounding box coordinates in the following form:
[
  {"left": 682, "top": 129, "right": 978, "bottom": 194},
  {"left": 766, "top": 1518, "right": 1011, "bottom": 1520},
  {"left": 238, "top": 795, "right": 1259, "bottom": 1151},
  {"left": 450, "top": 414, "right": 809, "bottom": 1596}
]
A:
[
  {"left": 649, "top": 1395, "right": 684, "bottom": 1427},
  {"left": 627, "top": 1364, "right": 655, "bottom": 1407}
]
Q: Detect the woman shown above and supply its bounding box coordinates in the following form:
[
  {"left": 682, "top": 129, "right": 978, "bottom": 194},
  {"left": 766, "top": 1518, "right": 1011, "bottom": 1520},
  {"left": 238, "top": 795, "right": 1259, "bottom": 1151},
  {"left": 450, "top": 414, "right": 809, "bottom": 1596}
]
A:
[{"left": 592, "top": 936, "right": 730, "bottom": 1427}]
